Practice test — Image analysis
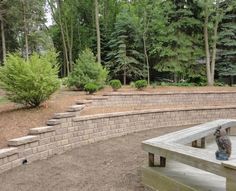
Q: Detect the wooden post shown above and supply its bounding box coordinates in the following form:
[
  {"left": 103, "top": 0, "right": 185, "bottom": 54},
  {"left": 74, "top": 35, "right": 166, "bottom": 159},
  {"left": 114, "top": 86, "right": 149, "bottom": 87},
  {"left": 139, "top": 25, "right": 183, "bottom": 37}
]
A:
[
  {"left": 201, "top": 137, "right": 206, "bottom": 148},
  {"left": 160, "top": 156, "right": 166, "bottom": 167},
  {"left": 192, "top": 140, "right": 198, "bottom": 147},
  {"left": 148, "top": 152, "right": 154, "bottom": 167},
  {"left": 226, "top": 178, "right": 236, "bottom": 191},
  {"left": 226, "top": 127, "right": 231, "bottom": 136}
]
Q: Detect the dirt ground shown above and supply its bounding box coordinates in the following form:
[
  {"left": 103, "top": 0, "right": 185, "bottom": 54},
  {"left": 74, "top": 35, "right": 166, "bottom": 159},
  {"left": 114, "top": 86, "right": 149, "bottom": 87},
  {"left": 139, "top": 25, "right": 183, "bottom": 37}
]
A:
[
  {"left": 0, "top": 125, "right": 187, "bottom": 191},
  {"left": 0, "top": 86, "right": 236, "bottom": 148}
]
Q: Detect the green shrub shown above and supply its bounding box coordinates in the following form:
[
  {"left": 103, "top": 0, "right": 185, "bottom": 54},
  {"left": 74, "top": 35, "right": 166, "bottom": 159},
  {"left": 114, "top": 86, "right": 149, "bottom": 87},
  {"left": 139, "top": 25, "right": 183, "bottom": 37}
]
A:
[
  {"left": 214, "top": 81, "right": 225, "bottom": 86},
  {"left": 110, "top": 80, "right": 122, "bottom": 91},
  {"left": 151, "top": 82, "right": 158, "bottom": 88},
  {"left": 135, "top": 80, "right": 148, "bottom": 90},
  {"left": 0, "top": 52, "right": 60, "bottom": 107},
  {"left": 84, "top": 82, "right": 98, "bottom": 94},
  {"left": 67, "top": 49, "right": 108, "bottom": 90},
  {"left": 130, "top": 81, "right": 135, "bottom": 88},
  {"left": 160, "top": 82, "right": 195, "bottom": 87}
]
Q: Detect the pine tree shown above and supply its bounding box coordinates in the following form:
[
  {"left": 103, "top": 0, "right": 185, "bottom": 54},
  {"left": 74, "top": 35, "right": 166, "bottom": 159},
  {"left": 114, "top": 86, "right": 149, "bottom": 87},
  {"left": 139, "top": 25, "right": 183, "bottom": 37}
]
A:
[
  {"left": 106, "top": 8, "right": 145, "bottom": 85},
  {"left": 217, "top": 8, "right": 236, "bottom": 80}
]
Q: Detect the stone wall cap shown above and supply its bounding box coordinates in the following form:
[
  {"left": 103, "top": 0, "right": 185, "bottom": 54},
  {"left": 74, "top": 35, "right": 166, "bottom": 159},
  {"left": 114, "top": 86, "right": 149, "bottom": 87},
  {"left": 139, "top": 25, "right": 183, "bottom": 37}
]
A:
[
  {"left": 76, "top": 100, "right": 92, "bottom": 105},
  {"left": 102, "top": 91, "right": 236, "bottom": 96},
  {"left": 29, "top": 126, "right": 56, "bottom": 134},
  {"left": 67, "top": 105, "right": 85, "bottom": 112},
  {"left": 0, "top": 147, "right": 18, "bottom": 159},
  {"left": 47, "top": 119, "right": 61, "bottom": 126},
  {"left": 222, "top": 160, "right": 236, "bottom": 170},
  {"left": 8, "top": 135, "right": 39, "bottom": 146},
  {"left": 53, "top": 112, "right": 76, "bottom": 119},
  {"left": 74, "top": 105, "right": 236, "bottom": 122},
  {"left": 86, "top": 96, "right": 108, "bottom": 100}
]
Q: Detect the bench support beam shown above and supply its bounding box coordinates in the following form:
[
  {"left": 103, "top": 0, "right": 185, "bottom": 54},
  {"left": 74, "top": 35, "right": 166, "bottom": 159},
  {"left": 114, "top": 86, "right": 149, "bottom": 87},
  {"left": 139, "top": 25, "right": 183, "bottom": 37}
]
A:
[
  {"left": 148, "top": 152, "right": 166, "bottom": 167},
  {"left": 192, "top": 138, "right": 206, "bottom": 148}
]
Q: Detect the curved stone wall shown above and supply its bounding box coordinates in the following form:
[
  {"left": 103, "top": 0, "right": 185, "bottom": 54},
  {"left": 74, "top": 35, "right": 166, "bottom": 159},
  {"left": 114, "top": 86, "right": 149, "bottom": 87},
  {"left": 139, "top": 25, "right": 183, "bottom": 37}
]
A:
[
  {"left": 0, "top": 93, "right": 236, "bottom": 174},
  {"left": 89, "top": 91, "right": 236, "bottom": 107}
]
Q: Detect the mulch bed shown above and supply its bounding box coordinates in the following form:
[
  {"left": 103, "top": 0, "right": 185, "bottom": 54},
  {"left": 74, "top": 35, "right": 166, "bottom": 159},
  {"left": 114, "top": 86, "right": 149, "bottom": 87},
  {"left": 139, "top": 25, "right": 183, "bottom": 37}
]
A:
[{"left": 0, "top": 86, "right": 235, "bottom": 148}]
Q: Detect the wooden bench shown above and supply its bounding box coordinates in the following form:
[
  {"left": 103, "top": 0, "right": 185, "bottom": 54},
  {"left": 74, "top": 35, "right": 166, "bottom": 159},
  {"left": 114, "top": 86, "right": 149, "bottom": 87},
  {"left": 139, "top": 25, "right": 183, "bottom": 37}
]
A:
[{"left": 142, "top": 119, "right": 236, "bottom": 191}]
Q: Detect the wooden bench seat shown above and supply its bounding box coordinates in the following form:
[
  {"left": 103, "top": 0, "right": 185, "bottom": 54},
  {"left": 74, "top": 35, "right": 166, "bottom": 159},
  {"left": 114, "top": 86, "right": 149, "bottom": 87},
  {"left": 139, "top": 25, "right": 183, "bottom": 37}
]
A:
[{"left": 142, "top": 119, "right": 236, "bottom": 191}]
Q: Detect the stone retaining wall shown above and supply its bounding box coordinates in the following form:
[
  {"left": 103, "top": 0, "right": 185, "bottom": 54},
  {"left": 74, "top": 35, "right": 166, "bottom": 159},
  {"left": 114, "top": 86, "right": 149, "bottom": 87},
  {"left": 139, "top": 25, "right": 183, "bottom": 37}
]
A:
[
  {"left": 89, "top": 91, "right": 236, "bottom": 107},
  {"left": 1, "top": 92, "right": 236, "bottom": 174}
]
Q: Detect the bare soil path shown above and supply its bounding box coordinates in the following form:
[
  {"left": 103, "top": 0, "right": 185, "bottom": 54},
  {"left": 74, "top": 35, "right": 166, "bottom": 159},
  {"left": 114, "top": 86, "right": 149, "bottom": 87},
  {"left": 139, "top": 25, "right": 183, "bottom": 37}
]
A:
[{"left": 0, "top": 126, "right": 187, "bottom": 191}]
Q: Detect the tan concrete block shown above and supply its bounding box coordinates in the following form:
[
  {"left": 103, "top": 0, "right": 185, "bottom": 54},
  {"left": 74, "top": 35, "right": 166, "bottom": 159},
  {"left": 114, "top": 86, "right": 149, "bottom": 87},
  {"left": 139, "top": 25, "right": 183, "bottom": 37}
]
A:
[
  {"left": 30, "top": 141, "right": 39, "bottom": 148},
  {"left": 8, "top": 136, "right": 39, "bottom": 146},
  {"left": 67, "top": 105, "right": 85, "bottom": 112},
  {"left": 38, "top": 145, "right": 47, "bottom": 152},
  {"left": 55, "top": 135, "right": 63, "bottom": 141},
  {"left": 53, "top": 112, "right": 75, "bottom": 119},
  {"left": 29, "top": 126, "right": 55, "bottom": 135},
  {"left": 40, "top": 151, "right": 49, "bottom": 159},
  {"left": 24, "top": 148, "right": 33, "bottom": 156},
  {"left": 61, "top": 139, "right": 69, "bottom": 145},
  {"left": 63, "top": 145, "right": 72, "bottom": 151},
  {"left": 27, "top": 154, "right": 40, "bottom": 162},
  {"left": 40, "top": 138, "right": 51, "bottom": 145},
  {"left": 75, "top": 100, "right": 92, "bottom": 105},
  {"left": 0, "top": 163, "right": 12, "bottom": 173},
  {"left": 0, "top": 147, "right": 18, "bottom": 159},
  {"left": 12, "top": 159, "right": 22, "bottom": 168},
  {"left": 47, "top": 119, "right": 61, "bottom": 126},
  {"left": 8, "top": 154, "right": 18, "bottom": 162}
]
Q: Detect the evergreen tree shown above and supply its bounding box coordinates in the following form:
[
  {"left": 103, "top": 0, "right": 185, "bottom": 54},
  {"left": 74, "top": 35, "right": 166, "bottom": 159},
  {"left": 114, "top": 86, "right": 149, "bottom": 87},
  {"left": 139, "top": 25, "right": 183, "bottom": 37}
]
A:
[
  {"left": 217, "top": 6, "right": 236, "bottom": 79},
  {"left": 149, "top": 0, "right": 203, "bottom": 82},
  {"left": 106, "top": 7, "right": 145, "bottom": 85}
]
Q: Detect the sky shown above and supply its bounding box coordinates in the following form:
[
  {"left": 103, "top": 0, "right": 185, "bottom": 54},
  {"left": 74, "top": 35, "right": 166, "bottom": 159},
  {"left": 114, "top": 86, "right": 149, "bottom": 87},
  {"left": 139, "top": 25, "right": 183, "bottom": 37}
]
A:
[{"left": 45, "top": 3, "right": 53, "bottom": 27}]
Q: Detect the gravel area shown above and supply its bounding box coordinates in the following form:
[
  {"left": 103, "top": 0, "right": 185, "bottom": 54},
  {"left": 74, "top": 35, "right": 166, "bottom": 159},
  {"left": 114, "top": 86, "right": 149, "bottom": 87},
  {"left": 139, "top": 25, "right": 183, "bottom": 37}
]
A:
[{"left": 0, "top": 126, "right": 188, "bottom": 191}]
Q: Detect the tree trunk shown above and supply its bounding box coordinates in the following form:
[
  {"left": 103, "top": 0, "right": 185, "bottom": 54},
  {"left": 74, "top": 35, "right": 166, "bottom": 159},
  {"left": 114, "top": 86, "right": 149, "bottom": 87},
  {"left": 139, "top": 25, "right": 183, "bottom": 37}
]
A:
[
  {"left": 0, "top": 18, "right": 6, "bottom": 64},
  {"left": 210, "top": 0, "right": 220, "bottom": 86},
  {"left": 69, "top": 17, "right": 73, "bottom": 71},
  {"left": 143, "top": 33, "right": 150, "bottom": 85},
  {"left": 123, "top": 69, "right": 126, "bottom": 85},
  {"left": 230, "top": 75, "right": 233, "bottom": 86},
  {"left": 95, "top": 0, "right": 101, "bottom": 63},
  {"left": 204, "top": 2, "right": 213, "bottom": 86},
  {"left": 65, "top": 20, "right": 73, "bottom": 73},
  {"left": 22, "top": 0, "right": 29, "bottom": 61},
  {"left": 142, "top": 7, "right": 150, "bottom": 85},
  {"left": 57, "top": 0, "right": 69, "bottom": 76}
]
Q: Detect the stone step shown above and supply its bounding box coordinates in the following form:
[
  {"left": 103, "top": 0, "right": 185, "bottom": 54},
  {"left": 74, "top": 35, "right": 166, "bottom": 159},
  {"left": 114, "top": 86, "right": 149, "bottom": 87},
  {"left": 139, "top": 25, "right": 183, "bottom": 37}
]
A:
[
  {"left": 67, "top": 105, "right": 85, "bottom": 112},
  {"left": 53, "top": 112, "right": 76, "bottom": 119},
  {"left": 76, "top": 100, "right": 92, "bottom": 105},
  {"left": 0, "top": 148, "right": 18, "bottom": 159},
  {"left": 86, "top": 96, "right": 108, "bottom": 100},
  {"left": 8, "top": 135, "right": 39, "bottom": 146},
  {"left": 29, "top": 126, "right": 56, "bottom": 135},
  {"left": 47, "top": 119, "right": 61, "bottom": 126}
]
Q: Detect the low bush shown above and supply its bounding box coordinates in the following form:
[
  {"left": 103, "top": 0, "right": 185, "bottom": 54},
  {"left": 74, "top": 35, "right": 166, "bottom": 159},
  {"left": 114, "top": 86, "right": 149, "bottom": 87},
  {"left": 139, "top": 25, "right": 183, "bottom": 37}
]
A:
[
  {"left": 110, "top": 80, "right": 122, "bottom": 91},
  {"left": 160, "top": 82, "right": 195, "bottom": 87},
  {"left": 130, "top": 81, "right": 135, "bottom": 88},
  {"left": 84, "top": 82, "right": 98, "bottom": 94},
  {"left": 135, "top": 80, "right": 148, "bottom": 90},
  {"left": 0, "top": 52, "right": 60, "bottom": 107},
  {"left": 67, "top": 49, "right": 108, "bottom": 90}
]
